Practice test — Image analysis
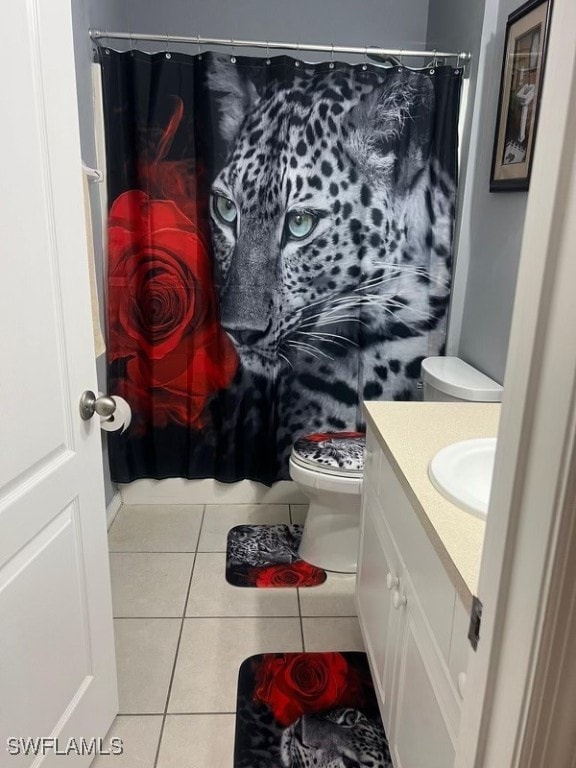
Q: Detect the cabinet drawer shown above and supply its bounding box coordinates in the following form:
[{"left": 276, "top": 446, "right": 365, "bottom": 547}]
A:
[{"left": 378, "top": 454, "right": 456, "bottom": 662}]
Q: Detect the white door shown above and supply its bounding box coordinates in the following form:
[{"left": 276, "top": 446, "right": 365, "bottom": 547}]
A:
[
  {"left": 455, "top": 0, "right": 576, "bottom": 765},
  {"left": 0, "top": 0, "right": 117, "bottom": 764}
]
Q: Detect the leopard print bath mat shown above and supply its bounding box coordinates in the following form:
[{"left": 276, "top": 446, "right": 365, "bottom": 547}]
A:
[
  {"left": 225, "top": 524, "right": 327, "bottom": 587},
  {"left": 234, "top": 652, "right": 391, "bottom": 767}
]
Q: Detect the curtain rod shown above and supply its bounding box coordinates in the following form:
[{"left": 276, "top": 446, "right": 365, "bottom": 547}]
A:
[{"left": 89, "top": 29, "right": 471, "bottom": 63}]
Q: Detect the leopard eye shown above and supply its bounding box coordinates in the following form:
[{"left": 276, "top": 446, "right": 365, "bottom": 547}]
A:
[
  {"left": 285, "top": 211, "right": 317, "bottom": 240},
  {"left": 213, "top": 194, "right": 237, "bottom": 225}
]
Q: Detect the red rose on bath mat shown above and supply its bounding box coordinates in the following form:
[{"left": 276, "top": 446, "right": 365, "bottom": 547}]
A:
[
  {"left": 254, "top": 653, "right": 353, "bottom": 726},
  {"left": 254, "top": 561, "right": 326, "bottom": 588},
  {"left": 108, "top": 190, "right": 238, "bottom": 429}
]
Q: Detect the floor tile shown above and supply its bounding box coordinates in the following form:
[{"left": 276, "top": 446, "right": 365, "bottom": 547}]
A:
[
  {"left": 298, "top": 572, "right": 357, "bottom": 617},
  {"left": 91, "top": 715, "right": 163, "bottom": 767},
  {"left": 198, "top": 504, "right": 290, "bottom": 552},
  {"left": 168, "top": 618, "right": 302, "bottom": 713},
  {"left": 156, "top": 715, "right": 235, "bottom": 768},
  {"left": 108, "top": 505, "right": 204, "bottom": 552},
  {"left": 290, "top": 504, "right": 309, "bottom": 525},
  {"left": 186, "top": 553, "right": 298, "bottom": 617},
  {"left": 110, "top": 553, "right": 194, "bottom": 618},
  {"left": 302, "top": 617, "right": 365, "bottom": 652},
  {"left": 114, "top": 619, "right": 180, "bottom": 714}
]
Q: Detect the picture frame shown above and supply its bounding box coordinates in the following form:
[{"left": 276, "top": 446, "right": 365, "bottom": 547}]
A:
[{"left": 490, "top": 0, "right": 553, "bottom": 191}]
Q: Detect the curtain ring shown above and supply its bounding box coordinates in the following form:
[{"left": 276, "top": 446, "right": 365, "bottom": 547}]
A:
[
  {"left": 329, "top": 42, "right": 335, "bottom": 68},
  {"left": 399, "top": 48, "right": 404, "bottom": 69},
  {"left": 129, "top": 32, "right": 135, "bottom": 53},
  {"left": 266, "top": 41, "right": 270, "bottom": 64},
  {"left": 295, "top": 41, "right": 300, "bottom": 67},
  {"left": 165, "top": 33, "right": 171, "bottom": 59},
  {"left": 231, "top": 38, "right": 236, "bottom": 63},
  {"left": 362, "top": 45, "right": 368, "bottom": 70},
  {"left": 197, "top": 34, "right": 202, "bottom": 58},
  {"left": 456, "top": 51, "right": 463, "bottom": 71},
  {"left": 433, "top": 48, "right": 438, "bottom": 67}
]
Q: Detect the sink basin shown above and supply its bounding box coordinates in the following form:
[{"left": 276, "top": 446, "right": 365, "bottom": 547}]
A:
[{"left": 428, "top": 438, "right": 496, "bottom": 518}]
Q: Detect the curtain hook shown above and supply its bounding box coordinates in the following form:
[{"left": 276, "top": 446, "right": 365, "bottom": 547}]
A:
[
  {"left": 165, "top": 33, "right": 171, "bottom": 59},
  {"left": 329, "top": 42, "right": 335, "bottom": 69},
  {"left": 129, "top": 31, "right": 135, "bottom": 54},
  {"left": 266, "top": 41, "right": 270, "bottom": 64},
  {"left": 295, "top": 41, "right": 300, "bottom": 67},
  {"left": 456, "top": 51, "right": 463, "bottom": 72},
  {"left": 362, "top": 45, "right": 368, "bottom": 70},
  {"left": 231, "top": 38, "right": 236, "bottom": 63},
  {"left": 399, "top": 48, "right": 404, "bottom": 70},
  {"left": 433, "top": 48, "right": 438, "bottom": 67},
  {"left": 197, "top": 34, "right": 202, "bottom": 58},
  {"left": 104, "top": 28, "right": 110, "bottom": 55}
]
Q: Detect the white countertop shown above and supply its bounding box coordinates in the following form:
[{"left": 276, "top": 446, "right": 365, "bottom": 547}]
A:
[{"left": 364, "top": 401, "right": 501, "bottom": 606}]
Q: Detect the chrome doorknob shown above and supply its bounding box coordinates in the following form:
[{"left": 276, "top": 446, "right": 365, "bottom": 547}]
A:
[{"left": 80, "top": 390, "right": 116, "bottom": 421}]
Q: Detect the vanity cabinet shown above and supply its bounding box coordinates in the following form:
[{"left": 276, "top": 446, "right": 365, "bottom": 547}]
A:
[{"left": 356, "top": 426, "right": 470, "bottom": 768}]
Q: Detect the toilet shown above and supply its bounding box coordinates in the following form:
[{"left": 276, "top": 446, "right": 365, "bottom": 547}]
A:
[{"left": 289, "top": 356, "right": 503, "bottom": 573}]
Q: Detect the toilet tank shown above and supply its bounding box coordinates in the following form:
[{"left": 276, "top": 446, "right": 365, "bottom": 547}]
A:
[{"left": 421, "top": 357, "right": 503, "bottom": 403}]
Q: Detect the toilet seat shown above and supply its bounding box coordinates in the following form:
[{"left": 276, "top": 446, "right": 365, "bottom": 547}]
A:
[{"left": 291, "top": 431, "right": 365, "bottom": 478}]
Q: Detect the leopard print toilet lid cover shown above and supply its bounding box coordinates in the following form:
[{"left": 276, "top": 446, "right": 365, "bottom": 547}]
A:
[{"left": 292, "top": 432, "right": 366, "bottom": 476}]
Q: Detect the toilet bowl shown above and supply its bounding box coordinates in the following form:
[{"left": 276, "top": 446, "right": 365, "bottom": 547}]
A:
[{"left": 289, "top": 357, "right": 503, "bottom": 574}]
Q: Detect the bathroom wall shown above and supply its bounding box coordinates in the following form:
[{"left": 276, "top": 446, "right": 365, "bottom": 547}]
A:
[
  {"left": 70, "top": 0, "right": 128, "bottom": 507},
  {"left": 120, "top": 0, "right": 431, "bottom": 54},
  {"left": 429, "top": 0, "right": 529, "bottom": 384}
]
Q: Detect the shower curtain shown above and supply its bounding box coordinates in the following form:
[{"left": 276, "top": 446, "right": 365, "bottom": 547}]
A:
[{"left": 100, "top": 49, "right": 461, "bottom": 485}]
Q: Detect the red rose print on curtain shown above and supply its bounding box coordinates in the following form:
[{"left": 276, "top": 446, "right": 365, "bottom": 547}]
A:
[
  {"left": 107, "top": 98, "right": 238, "bottom": 432},
  {"left": 253, "top": 653, "right": 366, "bottom": 726}
]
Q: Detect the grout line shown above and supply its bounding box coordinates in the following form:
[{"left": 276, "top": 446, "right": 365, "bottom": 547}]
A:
[
  {"left": 113, "top": 613, "right": 355, "bottom": 620},
  {"left": 152, "top": 505, "right": 206, "bottom": 768},
  {"left": 296, "top": 588, "right": 306, "bottom": 652},
  {"left": 117, "top": 709, "right": 236, "bottom": 716}
]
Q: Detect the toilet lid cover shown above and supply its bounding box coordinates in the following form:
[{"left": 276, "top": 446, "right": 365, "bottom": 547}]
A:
[{"left": 292, "top": 432, "right": 366, "bottom": 476}]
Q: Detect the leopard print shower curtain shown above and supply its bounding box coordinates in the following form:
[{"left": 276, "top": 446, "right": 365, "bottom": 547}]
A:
[{"left": 100, "top": 49, "right": 461, "bottom": 484}]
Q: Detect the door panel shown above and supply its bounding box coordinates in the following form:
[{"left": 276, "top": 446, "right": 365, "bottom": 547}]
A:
[
  {"left": 0, "top": 0, "right": 117, "bottom": 762},
  {"left": 392, "top": 620, "right": 455, "bottom": 768}
]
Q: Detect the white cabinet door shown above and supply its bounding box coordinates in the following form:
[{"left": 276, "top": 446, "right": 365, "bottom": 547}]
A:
[
  {"left": 392, "top": 615, "right": 456, "bottom": 768},
  {"left": 356, "top": 490, "right": 401, "bottom": 725},
  {"left": 0, "top": 0, "right": 117, "bottom": 762}
]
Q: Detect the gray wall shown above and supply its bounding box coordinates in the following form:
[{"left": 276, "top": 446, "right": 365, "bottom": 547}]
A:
[
  {"left": 121, "top": 0, "right": 430, "bottom": 55},
  {"left": 428, "top": 0, "right": 528, "bottom": 384},
  {"left": 71, "top": 0, "right": 128, "bottom": 506},
  {"left": 457, "top": 0, "right": 528, "bottom": 383}
]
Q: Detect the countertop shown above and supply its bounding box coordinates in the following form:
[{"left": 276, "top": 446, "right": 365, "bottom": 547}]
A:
[{"left": 364, "top": 401, "right": 501, "bottom": 607}]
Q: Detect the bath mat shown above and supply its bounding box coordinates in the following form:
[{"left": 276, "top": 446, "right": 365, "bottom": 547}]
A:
[
  {"left": 234, "top": 652, "right": 392, "bottom": 768},
  {"left": 226, "top": 524, "right": 327, "bottom": 587}
]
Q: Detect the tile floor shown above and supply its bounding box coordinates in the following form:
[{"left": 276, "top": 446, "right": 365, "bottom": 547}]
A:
[{"left": 94, "top": 503, "right": 364, "bottom": 767}]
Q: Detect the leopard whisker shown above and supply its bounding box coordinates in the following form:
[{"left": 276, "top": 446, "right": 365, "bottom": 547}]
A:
[
  {"left": 297, "top": 330, "right": 359, "bottom": 347},
  {"left": 278, "top": 352, "right": 294, "bottom": 370},
  {"left": 286, "top": 340, "right": 334, "bottom": 361},
  {"left": 296, "top": 331, "right": 356, "bottom": 351}
]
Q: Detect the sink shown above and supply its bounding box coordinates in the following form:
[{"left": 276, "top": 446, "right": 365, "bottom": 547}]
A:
[{"left": 428, "top": 438, "right": 496, "bottom": 518}]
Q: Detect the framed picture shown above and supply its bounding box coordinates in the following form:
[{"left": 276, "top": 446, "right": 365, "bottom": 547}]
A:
[{"left": 490, "top": 0, "right": 553, "bottom": 191}]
